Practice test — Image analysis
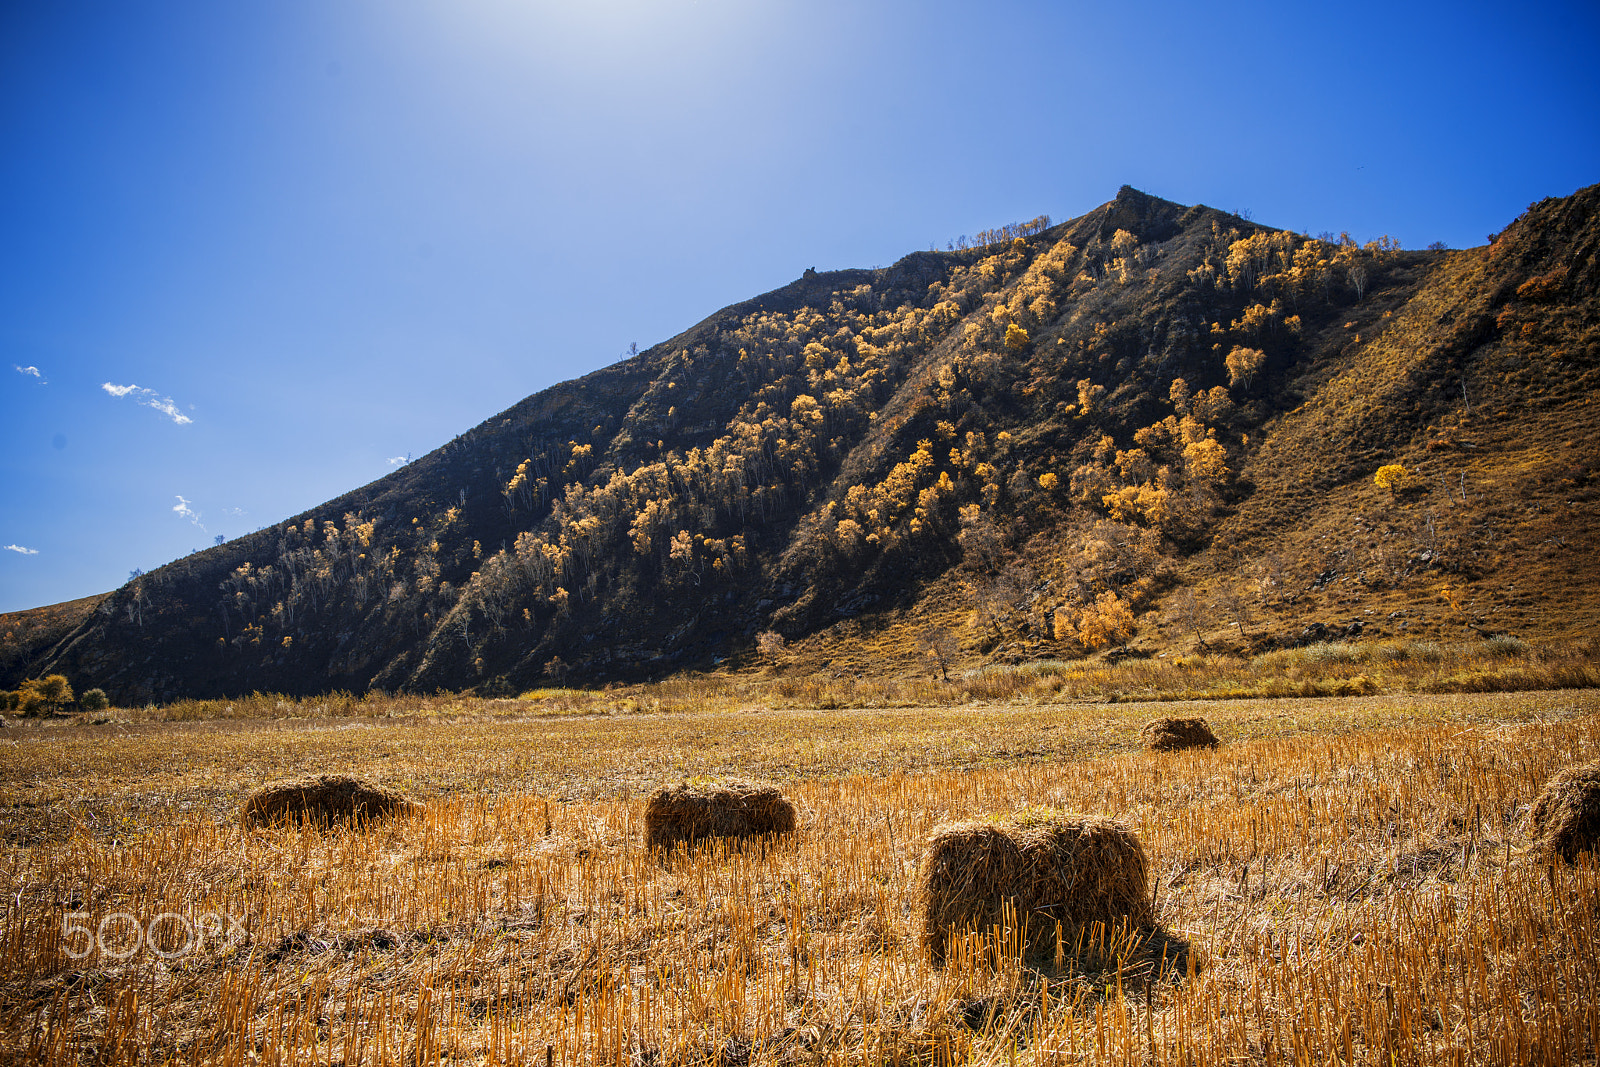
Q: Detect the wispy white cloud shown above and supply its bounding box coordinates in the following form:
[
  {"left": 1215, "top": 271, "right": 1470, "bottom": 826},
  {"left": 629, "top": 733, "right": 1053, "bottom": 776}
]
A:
[
  {"left": 102, "top": 382, "right": 193, "bottom": 424},
  {"left": 4, "top": 544, "right": 39, "bottom": 555},
  {"left": 172, "top": 495, "right": 206, "bottom": 531},
  {"left": 223, "top": 506, "right": 247, "bottom": 518},
  {"left": 387, "top": 455, "right": 410, "bottom": 466},
  {"left": 14, "top": 365, "right": 46, "bottom": 384}
]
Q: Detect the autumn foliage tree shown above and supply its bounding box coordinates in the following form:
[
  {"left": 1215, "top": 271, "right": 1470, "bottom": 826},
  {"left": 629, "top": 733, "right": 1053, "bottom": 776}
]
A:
[
  {"left": 1053, "top": 590, "right": 1135, "bottom": 651},
  {"left": 1374, "top": 463, "right": 1418, "bottom": 498},
  {"left": 1225, "top": 346, "right": 1267, "bottom": 389},
  {"left": 17, "top": 674, "right": 73, "bottom": 716},
  {"left": 755, "top": 630, "right": 787, "bottom": 665}
]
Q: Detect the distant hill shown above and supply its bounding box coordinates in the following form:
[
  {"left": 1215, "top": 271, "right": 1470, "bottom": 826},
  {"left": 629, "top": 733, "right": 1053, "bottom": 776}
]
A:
[{"left": 5, "top": 184, "right": 1597, "bottom": 702}]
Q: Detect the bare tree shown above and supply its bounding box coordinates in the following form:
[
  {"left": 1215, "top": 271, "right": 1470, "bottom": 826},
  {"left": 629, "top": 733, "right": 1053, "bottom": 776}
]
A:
[
  {"left": 755, "top": 630, "right": 787, "bottom": 665},
  {"left": 1213, "top": 582, "right": 1256, "bottom": 642},
  {"left": 1166, "top": 586, "right": 1208, "bottom": 649},
  {"left": 1253, "top": 554, "right": 1285, "bottom": 607},
  {"left": 1347, "top": 259, "right": 1369, "bottom": 300},
  {"left": 921, "top": 625, "right": 959, "bottom": 683}
]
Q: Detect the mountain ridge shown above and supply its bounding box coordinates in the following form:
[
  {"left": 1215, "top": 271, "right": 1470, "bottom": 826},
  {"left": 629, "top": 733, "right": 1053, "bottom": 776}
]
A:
[{"left": 5, "top": 183, "right": 1597, "bottom": 701}]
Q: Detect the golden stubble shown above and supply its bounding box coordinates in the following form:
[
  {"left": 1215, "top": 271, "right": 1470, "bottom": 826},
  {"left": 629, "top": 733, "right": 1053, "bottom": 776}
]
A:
[{"left": 2, "top": 689, "right": 1598, "bottom": 1064}]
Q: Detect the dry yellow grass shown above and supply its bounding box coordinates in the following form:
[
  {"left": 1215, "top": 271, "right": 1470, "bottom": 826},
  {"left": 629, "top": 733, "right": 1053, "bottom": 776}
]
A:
[
  {"left": 30, "top": 637, "right": 1597, "bottom": 729},
  {"left": 2, "top": 689, "right": 1598, "bottom": 1064}
]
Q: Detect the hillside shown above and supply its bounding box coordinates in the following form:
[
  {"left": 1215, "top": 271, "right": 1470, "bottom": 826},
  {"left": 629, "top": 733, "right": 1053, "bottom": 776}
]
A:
[{"left": 4, "top": 184, "right": 1598, "bottom": 702}]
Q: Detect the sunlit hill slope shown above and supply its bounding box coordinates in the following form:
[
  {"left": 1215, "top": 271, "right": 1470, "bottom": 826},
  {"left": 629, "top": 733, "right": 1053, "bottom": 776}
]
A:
[{"left": 4, "top": 184, "right": 1598, "bottom": 701}]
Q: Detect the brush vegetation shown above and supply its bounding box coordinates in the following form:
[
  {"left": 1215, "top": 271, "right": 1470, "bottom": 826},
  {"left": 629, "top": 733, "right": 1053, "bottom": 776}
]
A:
[{"left": 12, "top": 635, "right": 1593, "bottom": 731}]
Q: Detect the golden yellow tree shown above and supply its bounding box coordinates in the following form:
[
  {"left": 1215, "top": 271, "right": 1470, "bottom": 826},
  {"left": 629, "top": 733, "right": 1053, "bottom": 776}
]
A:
[
  {"left": 1054, "top": 592, "right": 1135, "bottom": 651},
  {"left": 1183, "top": 439, "right": 1229, "bottom": 483},
  {"left": 1374, "top": 464, "right": 1416, "bottom": 498},
  {"left": 17, "top": 674, "right": 72, "bottom": 716},
  {"left": 1225, "top": 346, "right": 1267, "bottom": 389}
]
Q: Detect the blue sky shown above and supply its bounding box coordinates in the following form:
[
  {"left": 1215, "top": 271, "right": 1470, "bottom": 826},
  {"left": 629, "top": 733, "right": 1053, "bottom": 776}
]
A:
[{"left": 3, "top": 0, "right": 1597, "bottom": 613}]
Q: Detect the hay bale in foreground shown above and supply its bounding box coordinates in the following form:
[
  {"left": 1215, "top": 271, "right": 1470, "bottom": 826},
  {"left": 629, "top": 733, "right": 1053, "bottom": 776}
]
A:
[
  {"left": 1142, "top": 717, "right": 1219, "bottom": 752},
  {"left": 1531, "top": 759, "right": 1600, "bottom": 861},
  {"left": 920, "top": 811, "right": 1151, "bottom": 965},
  {"left": 242, "top": 774, "right": 422, "bottom": 829},
  {"left": 644, "top": 779, "right": 796, "bottom": 851}
]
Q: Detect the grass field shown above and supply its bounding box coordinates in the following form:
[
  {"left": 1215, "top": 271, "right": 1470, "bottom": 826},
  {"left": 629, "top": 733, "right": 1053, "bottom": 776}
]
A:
[{"left": 3, "top": 688, "right": 1598, "bottom": 1064}]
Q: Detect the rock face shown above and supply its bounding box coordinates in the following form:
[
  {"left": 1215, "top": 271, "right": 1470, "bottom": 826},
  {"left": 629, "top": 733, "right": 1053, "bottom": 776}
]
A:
[{"left": 6, "top": 183, "right": 1599, "bottom": 700}]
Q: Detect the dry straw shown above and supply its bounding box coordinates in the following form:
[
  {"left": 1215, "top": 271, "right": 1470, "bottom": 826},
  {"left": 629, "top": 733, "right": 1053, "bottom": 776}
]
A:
[
  {"left": 920, "top": 809, "right": 1151, "bottom": 965},
  {"left": 1530, "top": 758, "right": 1600, "bottom": 861},
  {"left": 241, "top": 773, "right": 422, "bottom": 829},
  {"left": 1142, "top": 716, "right": 1219, "bottom": 752},
  {"left": 643, "top": 778, "right": 796, "bottom": 850}
]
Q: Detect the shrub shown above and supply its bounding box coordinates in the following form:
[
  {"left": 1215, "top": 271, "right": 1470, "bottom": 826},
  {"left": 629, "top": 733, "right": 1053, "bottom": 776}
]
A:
[{"left": 80, "top": 689, "right": 110, "bottom": 712}]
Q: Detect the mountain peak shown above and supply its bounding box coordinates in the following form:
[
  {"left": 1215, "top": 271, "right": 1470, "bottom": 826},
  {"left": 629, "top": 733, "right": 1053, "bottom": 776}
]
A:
[{"left": 5, "top": 185, "right": 1597, "bottom": 700}]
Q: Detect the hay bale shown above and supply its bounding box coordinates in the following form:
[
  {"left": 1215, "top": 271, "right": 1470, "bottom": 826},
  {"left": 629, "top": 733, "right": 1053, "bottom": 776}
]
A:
[
  {"left": 242, "top": 774, "right": 422, "bottom": 829},
  {"left": 920, "top": 810, "right": 1151, "bottom": 965},
  {"left": 644, "top": 778, "right": 796, "bottom": 850},
  {"left": 1531, "top": 759, "right": 1600, "bottom": 861},
  {"left": 1142, "top": 717, "right": 1218, "bottom": 752}
]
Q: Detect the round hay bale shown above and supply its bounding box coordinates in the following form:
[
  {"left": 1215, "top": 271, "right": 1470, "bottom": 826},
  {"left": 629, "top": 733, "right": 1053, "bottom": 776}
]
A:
[
  {"left": 1142, "top": 717, "right": 1218, "bottom": 752},
  {"left": 242, "top": 774, "right": 422, "bottom": 829},
  {"left": 1531, "top": 759, "right": 1600, "bottom": 861},
  {"left": 644, "top": 778, "right": 796, "bottom": 851},
  {"left": 920, "top": 810, "right": 1151, "bottom": 965}
]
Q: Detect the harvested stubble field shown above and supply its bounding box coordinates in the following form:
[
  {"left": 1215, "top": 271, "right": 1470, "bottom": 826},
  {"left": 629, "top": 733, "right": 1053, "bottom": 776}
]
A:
[{"left": 2, "top": 689, "right": 1599, "bottom": 1064}]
